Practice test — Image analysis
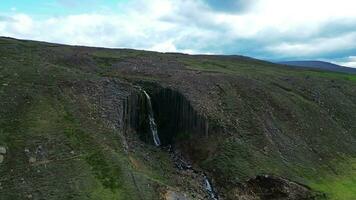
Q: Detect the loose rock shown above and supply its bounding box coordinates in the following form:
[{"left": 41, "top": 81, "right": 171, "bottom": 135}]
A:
[
  {"left": 0, "top": 146, "right": 6, "bottom": 154},
  {"left": 29, "top": 157, "right": 36, "bottom": 163},
  {"left": 0, "top": 155, "right": 4, "bottom": 164},
  {"left": 165, "top": 190, "right": 189, "bottom": 200}
]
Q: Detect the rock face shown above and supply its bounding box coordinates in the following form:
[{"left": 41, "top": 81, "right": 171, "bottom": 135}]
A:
[
  {"left": 0, "top": 146, "right": 6, "bottom": 164},
  {"left": 122, "top": 88, "right": 150, "bottom": 142},
  {"left": 150, "top": 87, "right": 208, "bottom": 145},
  {"left": 123, "top": 85, "right": 208, "bottom": 146}
]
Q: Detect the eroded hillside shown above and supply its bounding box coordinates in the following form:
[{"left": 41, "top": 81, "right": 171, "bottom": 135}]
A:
[{"left": 1, "top": 37, "right": 356, "bottom": 200}]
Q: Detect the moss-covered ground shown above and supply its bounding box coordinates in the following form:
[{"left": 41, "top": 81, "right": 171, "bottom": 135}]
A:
[{"left": 1, "top": 37, "right": 356, "bottom": 199}]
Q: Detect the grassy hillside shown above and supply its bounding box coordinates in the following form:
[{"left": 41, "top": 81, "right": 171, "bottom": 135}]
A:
[
  {"left": 279, "top": 61, "right": 356, "bottom": 74},
  {"left": 178, "top": 56, "right": 356, "bottom": 199},
  {"left": 0, "top": 37, "right": 356, "bottom": 200},
  {"left": 0, "top": 38, "right": 182, "bottom": 200}
]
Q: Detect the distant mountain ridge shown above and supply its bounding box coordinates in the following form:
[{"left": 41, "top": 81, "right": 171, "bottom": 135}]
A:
[{"left": 279, "top": 60, "right": 356, "bottom": 74}]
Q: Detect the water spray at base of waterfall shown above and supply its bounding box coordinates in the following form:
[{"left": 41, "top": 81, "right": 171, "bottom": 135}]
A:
[{"left": 142, "top": 89, "right": 161, "bottom": 147}]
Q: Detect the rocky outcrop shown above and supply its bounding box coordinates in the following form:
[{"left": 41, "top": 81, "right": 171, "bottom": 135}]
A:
[
  {"left": 163, "top": 190, "right": 189, "bottom": 200},
  {"left": 123, "top": 83, "right": 209, "bottom": 146},
  {"left": 0, "top": 146, "right": 6, "bottom": 164},
  {"left": 150, "top": 87, "right": 209, "bottom": 145}
]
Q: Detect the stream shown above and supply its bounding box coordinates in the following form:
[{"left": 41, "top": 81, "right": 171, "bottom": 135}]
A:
[{"left": 168, "top": 146, "right": 219, "bottom": 200}]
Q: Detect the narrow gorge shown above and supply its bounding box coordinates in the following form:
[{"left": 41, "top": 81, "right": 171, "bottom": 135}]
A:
[{"left": 124, "top": 84, "right": 219, "bottom": 199}]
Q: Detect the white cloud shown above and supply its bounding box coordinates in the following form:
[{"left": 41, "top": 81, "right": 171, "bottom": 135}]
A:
[
  {"left": 1, "top": 14, "right": 34, "bottom": 37},
  {"left": 0, "top": 0, "right": 356, "bottom": 60},
  {"left": 334, "top": 56, "right": 356, "bottom": 68},
  {"left": 266, "top": 32, "right": 356, "bottom": 57}
]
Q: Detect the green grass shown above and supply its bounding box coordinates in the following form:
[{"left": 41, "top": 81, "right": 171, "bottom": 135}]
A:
[
  {"left": 0, "top": 38, "right": 178, "bottom": 199},
  {"left": 307, "top": 158, "right": 356, "bottom": 200},
  {"left": 181, "top": 56, "right": 356, "bottom": 84},
  {"left": 0, "top": 86, "right": 173, "bottom": 199},
  {"left": 1, "top": 37, "right": 356, "bottom": 200},
  {"left": 180, "top": 55, "right": 356, "bottom": 199},
  {"left": 5, "top": 94, "right": 129, "bottom": 199},
  {"left": 304, "top": 70, "right": 356, "bottom": 82}
]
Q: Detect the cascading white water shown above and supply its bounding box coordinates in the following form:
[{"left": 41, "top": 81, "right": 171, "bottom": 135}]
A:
[
  {"left": 142, "top": 90, "right": 161, "bottom": 146},
  {"left": 204, "top": 175, "right": 218, "bottom": 200}
]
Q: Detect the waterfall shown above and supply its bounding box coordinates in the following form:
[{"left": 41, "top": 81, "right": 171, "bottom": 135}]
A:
[
  {"left": 142, "top": 90, "right": 161, "bottom": 146},
  {"left": 139, "top": 88, "right": 218, "bottom": 199},
  {"left": 204, "top": 175, "right": 218, "bottom": 200}
]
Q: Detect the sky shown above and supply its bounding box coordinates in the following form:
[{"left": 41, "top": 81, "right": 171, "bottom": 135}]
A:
[{"left": 1, "top": 0, "right": 356, "bottom": 67}]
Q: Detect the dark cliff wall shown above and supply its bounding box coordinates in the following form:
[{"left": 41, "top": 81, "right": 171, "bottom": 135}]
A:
[
  {"left": 122, "top": 83, "right": 209, "bottom": 146},
  {"left": 122, "top": 88, "right": 151, "bottom": 143},
  {"left": 150, "top": 87, "right": 208, "bottom": 145}
]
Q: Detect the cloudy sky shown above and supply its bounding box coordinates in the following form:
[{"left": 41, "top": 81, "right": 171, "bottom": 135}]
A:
[{"left": 1, "top": 0, "right": 356, "bottom": 67}]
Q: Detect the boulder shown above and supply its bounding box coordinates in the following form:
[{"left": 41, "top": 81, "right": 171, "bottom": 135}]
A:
[
  {"left": 0, "top": 146, "right": 6, "bottom": 154},
  {"left": 29, "top": 157, "right": 36, "bottom": 164}
]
